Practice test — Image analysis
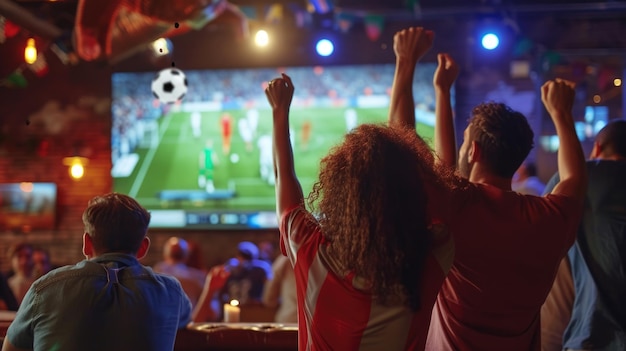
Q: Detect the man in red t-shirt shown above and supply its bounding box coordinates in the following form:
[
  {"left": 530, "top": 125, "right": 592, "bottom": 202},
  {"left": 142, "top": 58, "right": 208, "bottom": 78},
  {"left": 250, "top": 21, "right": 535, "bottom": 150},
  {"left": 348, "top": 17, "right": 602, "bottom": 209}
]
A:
[{"left": 389, "top": 50, "right": 585, "bottom": 349}]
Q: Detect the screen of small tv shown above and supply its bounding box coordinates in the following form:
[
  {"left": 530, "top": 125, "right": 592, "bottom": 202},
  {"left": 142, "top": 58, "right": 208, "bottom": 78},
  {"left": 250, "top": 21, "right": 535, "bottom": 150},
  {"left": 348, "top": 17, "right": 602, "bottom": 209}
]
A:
[
  {"left": 111, "top": 63, "right": 447, "bottom": 229},
  {"left": 0, "top": 182, "right": 57, "bottom": 232}
]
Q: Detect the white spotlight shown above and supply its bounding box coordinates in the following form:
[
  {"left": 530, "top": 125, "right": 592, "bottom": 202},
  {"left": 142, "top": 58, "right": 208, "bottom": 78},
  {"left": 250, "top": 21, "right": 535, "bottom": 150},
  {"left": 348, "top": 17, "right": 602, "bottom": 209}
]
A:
[
  {"left": 316, "top": 39, "right": 334, "bottom": 57},
  {"left": 481, "top": 33, "right": 500, "bottom": 50},
  {"left": 255, "top": 30, "right": 269, "bottom": 47}
]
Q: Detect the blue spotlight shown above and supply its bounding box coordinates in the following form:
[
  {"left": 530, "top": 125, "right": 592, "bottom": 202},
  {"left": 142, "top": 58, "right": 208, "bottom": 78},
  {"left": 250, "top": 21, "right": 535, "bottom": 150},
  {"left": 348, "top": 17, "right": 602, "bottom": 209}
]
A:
[
  {"left": 316, "top": 39, "right": 334, "bottom": 57},
  {"left": 481, "top": 33, "right": 500, "bottom": 50}
]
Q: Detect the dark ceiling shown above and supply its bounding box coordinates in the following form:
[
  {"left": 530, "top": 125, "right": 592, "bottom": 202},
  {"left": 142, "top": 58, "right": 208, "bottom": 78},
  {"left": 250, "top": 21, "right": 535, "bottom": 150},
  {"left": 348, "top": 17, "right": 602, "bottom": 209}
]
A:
[
  {"left": 8, "top": 0, "right": 626, "bottom": 31},
  {"left": 1, "top": 0, "right": 626, "bottom": 75}
]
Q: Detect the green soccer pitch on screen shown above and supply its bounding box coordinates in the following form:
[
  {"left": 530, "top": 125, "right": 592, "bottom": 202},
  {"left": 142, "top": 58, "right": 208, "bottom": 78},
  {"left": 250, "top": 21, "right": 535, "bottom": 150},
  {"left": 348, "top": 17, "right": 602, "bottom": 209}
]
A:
[{"left": 111, "top": 63, "right": 449, "bottom": 229}]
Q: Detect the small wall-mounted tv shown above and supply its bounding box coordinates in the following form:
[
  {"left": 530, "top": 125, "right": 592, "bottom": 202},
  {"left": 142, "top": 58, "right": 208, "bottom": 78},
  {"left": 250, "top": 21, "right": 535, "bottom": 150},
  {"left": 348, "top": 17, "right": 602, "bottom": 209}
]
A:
[
  {"left": 111, "top": 63, "right": 446, "bottom": 229},
  {"left": 0, "top": 182, "right": 57, "bottom": 232}
]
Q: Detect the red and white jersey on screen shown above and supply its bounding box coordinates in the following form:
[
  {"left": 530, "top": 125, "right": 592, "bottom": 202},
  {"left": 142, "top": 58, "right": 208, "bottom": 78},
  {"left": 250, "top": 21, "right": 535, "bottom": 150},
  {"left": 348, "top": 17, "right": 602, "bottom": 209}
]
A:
[
  {"left": 280, "top": 206, "right": 453, "bottom": 351},
  {"left": 221, "top": 114, "right": 232, "bottom": 136}
]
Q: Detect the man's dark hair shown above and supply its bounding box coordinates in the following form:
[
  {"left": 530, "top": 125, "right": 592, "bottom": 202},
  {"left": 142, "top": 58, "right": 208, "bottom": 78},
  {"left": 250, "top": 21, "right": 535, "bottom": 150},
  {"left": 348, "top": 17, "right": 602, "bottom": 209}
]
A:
[
  {"left": 165, "top": 237, "right": 189, "bottom": 262},
  {"left": 237, "top": 242, "right": 259, "bottom": 261},
  {"left": 82, "top": 193, "right": 150, "bottom": 254},
  {"left": 468, "top": 102, "right": 535, "bottom": 178},
  {"left": 595, "top": 120, "right": 626, "bottom": 158}
]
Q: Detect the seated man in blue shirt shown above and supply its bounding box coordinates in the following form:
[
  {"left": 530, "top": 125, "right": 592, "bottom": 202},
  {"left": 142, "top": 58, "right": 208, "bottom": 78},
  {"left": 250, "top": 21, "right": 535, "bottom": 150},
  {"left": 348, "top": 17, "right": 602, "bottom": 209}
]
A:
[{"left": 2, "top": 193, "right": 192, "bottom": 351}]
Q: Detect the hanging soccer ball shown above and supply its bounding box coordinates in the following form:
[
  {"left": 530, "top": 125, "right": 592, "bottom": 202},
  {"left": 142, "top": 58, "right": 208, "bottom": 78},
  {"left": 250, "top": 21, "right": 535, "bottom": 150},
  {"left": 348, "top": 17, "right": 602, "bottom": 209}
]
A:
[{"left": 151, "top": 68, "right": 188, "bottom": 104}]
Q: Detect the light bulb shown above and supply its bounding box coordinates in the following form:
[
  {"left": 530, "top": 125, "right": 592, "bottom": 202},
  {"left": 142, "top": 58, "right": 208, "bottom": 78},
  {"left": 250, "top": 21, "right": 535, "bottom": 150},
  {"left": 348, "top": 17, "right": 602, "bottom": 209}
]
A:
[
  {"left": 25, "top": 38, "right": 37, "bottom": 64},
  {"left": 70, "top": 164, "right": 85, "bottom": 179}
]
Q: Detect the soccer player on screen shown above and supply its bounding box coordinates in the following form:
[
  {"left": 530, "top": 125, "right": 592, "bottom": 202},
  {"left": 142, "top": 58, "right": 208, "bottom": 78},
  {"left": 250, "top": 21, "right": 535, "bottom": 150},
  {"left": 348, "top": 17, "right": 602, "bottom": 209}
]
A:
[
  {"left": 345, "top": 108, "right": 358, "bottom": 133},
  {"left": 257, "top": 135, "right": 274, "bottom": 186},
  {"left": 246, "top": 108, "right": 259, "bottom": 139},
  {"left": 301, "top": 120, "right": 311, "bottom": 151},
  {"left": 190, "top": 111, "right": 202, "bottom": 138},
  {"left": 198, "top": 139, "right": 217, "bottom": 193},
  {"left": 238, "top": 118, "right": 254, "bottom": 152},
  {"left": 220, "top": 113, "right": 232, "bottom": 155}
]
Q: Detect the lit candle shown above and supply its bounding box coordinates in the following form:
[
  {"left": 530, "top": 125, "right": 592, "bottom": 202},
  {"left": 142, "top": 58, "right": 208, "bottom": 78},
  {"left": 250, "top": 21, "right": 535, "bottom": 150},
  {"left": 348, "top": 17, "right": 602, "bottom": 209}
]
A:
[{"left": 224, "top": 299, "right": 240, "bottom": 323}]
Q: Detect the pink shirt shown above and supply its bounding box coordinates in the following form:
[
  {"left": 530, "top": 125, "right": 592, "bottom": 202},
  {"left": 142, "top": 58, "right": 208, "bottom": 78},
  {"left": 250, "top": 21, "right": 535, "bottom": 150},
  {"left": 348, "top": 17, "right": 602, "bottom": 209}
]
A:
[{"left": 280, "top": 206, "right": 454, "bottom": 351}]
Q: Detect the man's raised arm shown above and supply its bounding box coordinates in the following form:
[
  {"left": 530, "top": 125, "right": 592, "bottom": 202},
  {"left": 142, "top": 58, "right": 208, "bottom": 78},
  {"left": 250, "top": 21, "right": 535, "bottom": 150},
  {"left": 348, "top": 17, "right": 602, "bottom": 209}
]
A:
[
  {"left": 542, "top": 79, "right": 587, "bottom": 203},
  {"left": 433, "top": 53, "right": 459, "bottom": 168}
]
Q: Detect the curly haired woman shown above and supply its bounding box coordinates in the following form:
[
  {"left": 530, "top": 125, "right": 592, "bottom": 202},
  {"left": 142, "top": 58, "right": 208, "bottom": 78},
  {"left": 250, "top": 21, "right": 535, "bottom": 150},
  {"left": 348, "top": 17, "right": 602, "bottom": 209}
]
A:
[{"left": 265, "top": 27, "right": 461, "bottom": 351}]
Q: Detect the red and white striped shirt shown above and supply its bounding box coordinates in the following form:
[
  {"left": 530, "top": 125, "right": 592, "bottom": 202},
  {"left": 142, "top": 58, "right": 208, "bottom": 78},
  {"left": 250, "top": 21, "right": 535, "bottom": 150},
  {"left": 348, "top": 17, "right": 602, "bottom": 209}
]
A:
[{"left": 280, "top": 206, "right": 453, "bottom": 351}]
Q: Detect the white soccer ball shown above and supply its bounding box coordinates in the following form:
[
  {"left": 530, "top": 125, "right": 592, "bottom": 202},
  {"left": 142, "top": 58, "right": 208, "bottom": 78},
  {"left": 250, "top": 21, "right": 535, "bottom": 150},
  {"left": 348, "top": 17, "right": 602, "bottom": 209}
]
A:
[{"left": 151, "top": 68, "right": 188, "bottom": 104}]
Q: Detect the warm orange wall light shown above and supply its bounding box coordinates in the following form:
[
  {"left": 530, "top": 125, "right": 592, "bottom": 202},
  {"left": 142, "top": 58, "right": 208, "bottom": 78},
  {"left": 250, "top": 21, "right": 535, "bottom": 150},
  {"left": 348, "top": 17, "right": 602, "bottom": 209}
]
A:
[
  {"left": 62, "top": 157, "right": 89, "bottom": 180},
  {"left": 25, "top": 38, "right": 37, "bottom": 64}
]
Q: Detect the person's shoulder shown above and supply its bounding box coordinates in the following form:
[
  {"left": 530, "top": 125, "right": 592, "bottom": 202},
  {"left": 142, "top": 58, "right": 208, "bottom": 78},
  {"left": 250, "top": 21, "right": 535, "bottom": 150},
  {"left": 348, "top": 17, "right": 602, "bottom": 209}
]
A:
[
  {"left": 281, "top": 206, "right": 320, "bottom": 238},
  {"left": 153, "top": 261, "right": 168, "bottom": 270},
  {"left": 281, "top": 205, "right": 309, "bottom": 222},
  {"left": 141, "top": 269, "right": 191, "bottom": 304},
  {"left": 587, "top": 159, "right": 626, "bottom": 174},
  {"left": 151, "top": 269, "right": 188, "bottom": 289},
  {"left": 29, "top": 262, "right": 93, "bottom": 292},
  {"left": 532, "top": 191, "right": 581, "bottom": 222}
]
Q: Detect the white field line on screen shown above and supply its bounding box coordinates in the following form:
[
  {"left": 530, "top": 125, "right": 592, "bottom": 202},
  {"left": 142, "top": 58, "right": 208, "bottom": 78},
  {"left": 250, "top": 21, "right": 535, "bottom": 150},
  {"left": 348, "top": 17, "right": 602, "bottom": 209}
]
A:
[
  {"left": 129, "top": 115, "right": 173, "bottom": 197},
  {"left": 178, "top": 119, "right": 189, "bottom": 142}
]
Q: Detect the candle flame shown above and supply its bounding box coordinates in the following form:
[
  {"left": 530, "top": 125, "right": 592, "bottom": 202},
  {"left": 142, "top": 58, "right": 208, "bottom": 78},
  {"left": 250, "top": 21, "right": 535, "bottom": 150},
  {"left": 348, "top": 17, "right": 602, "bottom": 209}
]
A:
[{"left": 230, "top": 299, "right": 239, "bottom": 307}]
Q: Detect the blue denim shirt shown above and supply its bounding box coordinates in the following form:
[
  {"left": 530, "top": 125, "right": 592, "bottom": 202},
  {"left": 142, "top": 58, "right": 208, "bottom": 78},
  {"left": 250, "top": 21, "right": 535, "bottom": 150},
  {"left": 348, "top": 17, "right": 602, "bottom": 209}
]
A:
[
  {"left": 6, "top": 253, "right": 192, "bottom": 351},
  {"left": 545, "top": 160, "right": 626, "bottom": 350}
]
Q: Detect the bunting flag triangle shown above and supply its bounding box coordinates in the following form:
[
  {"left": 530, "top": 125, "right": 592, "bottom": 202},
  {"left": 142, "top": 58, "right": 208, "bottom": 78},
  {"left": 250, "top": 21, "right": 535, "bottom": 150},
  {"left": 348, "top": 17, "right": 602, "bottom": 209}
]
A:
[
  {"left": 287, "top": 3, "right": 310, "bottom": 28},
  {"left": 239, "top": 6, "right": 257, "bottom": 20},
  {"left": 307, "top": 0, "right": 332, "bottom": 14},
  {"left": 265, "top": 4, "right": 284, "bottom": 24},
  {"left": 4, "top": 18, "right": 20, "bottom": 39},
  {"left": 28, "top": 54, "right": 49, "bottom": 77},
  {"left": 335, "top": 12, "right": 355, "bottom": 33},
  {"left": 4, "top": 70, "right": 28, "bottom": 88},
  {"left": 407, "top": 0, "right": 422, "bottom": 18},
  {"left": 364, "top": 14, "right": 384, "bottom": 41}
]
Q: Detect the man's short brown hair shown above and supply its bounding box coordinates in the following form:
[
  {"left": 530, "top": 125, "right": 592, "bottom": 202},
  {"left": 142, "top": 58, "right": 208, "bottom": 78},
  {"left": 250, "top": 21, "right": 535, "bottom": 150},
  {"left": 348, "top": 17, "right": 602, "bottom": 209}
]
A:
[
  {"left": 82, "top": 193, "right": 151, "bottom": 254},
  {"left": 468, "top": 102, "right": 535, "bottom": 178}
]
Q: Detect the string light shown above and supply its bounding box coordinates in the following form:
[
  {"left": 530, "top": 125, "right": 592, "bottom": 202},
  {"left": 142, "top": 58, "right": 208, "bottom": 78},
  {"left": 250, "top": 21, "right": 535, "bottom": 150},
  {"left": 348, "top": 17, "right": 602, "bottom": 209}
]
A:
[
  {"left": 593, "top": 95, "right": 602, "bottom": 104},
  {"left": 254, "top": 30, "right": 269, "bottom": 47},
  {"left": 24, "top": 38, "right": 37, "bottom": 64},
  {"left": 152, "top": 38, "right": 169, "bottom": 55}
]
